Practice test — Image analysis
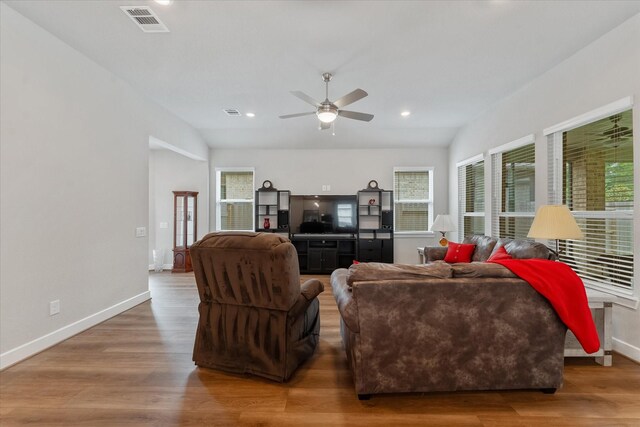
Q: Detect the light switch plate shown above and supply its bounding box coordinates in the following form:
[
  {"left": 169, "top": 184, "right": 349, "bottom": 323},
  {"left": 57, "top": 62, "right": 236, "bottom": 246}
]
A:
[
  {"left": 49, "top": 300, "right": 60, "bottom": 316},
  {"left": 135, "top": 227, "right": 146, "bottom": 237}
]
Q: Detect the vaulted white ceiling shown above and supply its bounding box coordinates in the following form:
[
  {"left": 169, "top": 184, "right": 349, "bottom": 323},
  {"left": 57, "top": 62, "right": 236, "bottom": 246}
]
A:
[{"left": 5, "top": 1, "right": 640, "bottom": 149}]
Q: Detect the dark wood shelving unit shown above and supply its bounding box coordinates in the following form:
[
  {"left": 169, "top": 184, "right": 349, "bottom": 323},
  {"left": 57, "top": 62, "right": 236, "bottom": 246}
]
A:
[
  {"left": 255, "top": 180, "right": 290, "bottom": 237},
  {"left": 357, "top": 182, "right": 394, "bottom": 263}
]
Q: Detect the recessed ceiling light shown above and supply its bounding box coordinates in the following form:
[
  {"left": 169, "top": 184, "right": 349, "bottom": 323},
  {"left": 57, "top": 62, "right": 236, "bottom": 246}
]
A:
[
  {"left": 246, "top": 112, "right": 255, "bottom": 118},
  {"left": 401, "top": 111, "right": 411, "bottom": 117},
  {"left": 154, "top": 0, "right": 173, "bottom": 5}
]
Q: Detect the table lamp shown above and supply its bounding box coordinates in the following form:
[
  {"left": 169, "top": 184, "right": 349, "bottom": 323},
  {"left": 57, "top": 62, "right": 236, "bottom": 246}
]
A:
[
  {"left": 430, "top": 214, "right": 456, "bottom": 246},
  {"left": 527, "top": 205, "right": 584, "bottom": 256}
]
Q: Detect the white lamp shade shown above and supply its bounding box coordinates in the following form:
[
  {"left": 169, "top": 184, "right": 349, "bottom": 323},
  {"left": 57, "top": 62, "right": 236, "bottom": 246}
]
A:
[
  {"left": 430, "top": 214, "right": 456, "bottom": 232},
  {"left": 527, "top": 205, "right": 584, "bottom": 240}
]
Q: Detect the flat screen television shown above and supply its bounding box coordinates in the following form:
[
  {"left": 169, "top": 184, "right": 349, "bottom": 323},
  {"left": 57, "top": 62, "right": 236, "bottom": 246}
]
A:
[{"left": 290, "top": 195, "right": 357, "bottom": 235}]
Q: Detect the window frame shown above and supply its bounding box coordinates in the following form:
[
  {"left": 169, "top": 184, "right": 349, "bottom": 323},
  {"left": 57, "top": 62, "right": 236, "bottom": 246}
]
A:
[
  {"left": 215, "top": 167, "right": 255, "bottom": 232},
  {"left": 393, "top": 166, "right": 434, "bottom": 235},
  {"left": 457, "top": 154, "right": 486, "bottom": 239},
  {"left": 489, "top": 134, "right": 536, "bottom": 240},
  {"left": 544, "top": 97, "right": 635, "bottom": 296}
]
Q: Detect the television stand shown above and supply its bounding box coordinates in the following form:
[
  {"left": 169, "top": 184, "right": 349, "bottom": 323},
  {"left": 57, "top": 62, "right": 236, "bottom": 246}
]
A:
[{"left": 291, "top": 234, "right": 357, "bottom": 274}]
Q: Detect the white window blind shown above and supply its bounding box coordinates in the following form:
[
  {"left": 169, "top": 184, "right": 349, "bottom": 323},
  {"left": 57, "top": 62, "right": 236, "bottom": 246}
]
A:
[
  {"left": 457, "top": 157, "right": 485, "bottom": 238},
  {"left": 216, "top": 169, "right": 254, "bottom": 231},
  {"left": 491, "top": 142, "right": 535, "bottom": 239},
  {"left": 547, "top": 109, "right": 634, "bottom": 290},
  {"left": 394, "top": 169, "right": 433, "bottom": 232}
]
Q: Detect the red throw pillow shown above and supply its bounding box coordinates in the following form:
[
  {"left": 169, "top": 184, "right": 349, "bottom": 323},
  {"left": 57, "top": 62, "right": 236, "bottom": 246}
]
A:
[
  {"left": 443, "top": 242, "right": 476, "bottom": 263},
  {"left": 487, "top": 246, "right": 513, "bottom": 262}
]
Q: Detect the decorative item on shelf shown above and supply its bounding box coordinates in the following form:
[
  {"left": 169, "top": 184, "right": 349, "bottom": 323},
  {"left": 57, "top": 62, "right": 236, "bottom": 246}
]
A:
[
  {"left": 260, "top": 180, "right": 274, "bottom": 190},
  {"left": 368, "top": 198, "right": 376, "bottom": 205},
  {"left": 430, "top": 214, "right": 456, "bottom": 246},
  {"left": 527, "top": 205, "right": 584, "bottom": 257},
  {"left": 367, "top": 180, "right": 379, "bottom": 189},
  {"left": 263, "top": 217, "right": 271, "bottom": 230}
]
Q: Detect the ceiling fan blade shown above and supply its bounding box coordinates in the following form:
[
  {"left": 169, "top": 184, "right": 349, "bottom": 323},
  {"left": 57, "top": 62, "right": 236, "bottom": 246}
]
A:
[
  {"left": 290, "top": 91, "right": 321, "bottom": 107},
  {"left": 603, "top": 126, "right": 630, "bottom": 136},
  {"left": 279, "top": 112, "right": 316, "bottom": 119},
  {"left": 333, "top": 89, "right": 368, "bottom": 108},
  {"left": 338, "top": 110, "right": 374, "bottom": 122},
  {"left": 320, "top": 121, "right": 331, "bottom": 130}
]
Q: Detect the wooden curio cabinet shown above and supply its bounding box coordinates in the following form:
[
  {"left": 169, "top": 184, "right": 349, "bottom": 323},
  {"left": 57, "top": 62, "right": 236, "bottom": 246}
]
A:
[{"left": 172, "top": 191, "right": 198, "bottom": 273}]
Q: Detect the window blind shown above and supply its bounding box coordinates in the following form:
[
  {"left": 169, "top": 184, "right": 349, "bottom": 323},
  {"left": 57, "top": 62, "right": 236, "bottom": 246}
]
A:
[
  {"left": 394, "top": 169, "right": 431, "bottom": 232},
  {"left": 491, "top": 143, "right": 535, "bottom": 239},
  {"left": 217, "top": 170, "right": 254, "bottom": 231},
  {"left": 458, "top": 159, "right": 485, "bottom": 238},
  {"left": 547, "top": 109, "right": 634, "bottom": 290}
]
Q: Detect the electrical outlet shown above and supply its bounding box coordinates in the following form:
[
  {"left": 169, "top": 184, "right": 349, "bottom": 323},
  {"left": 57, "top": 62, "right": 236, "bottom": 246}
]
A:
[
  {"left": 49, "top": 300, "right": 60, "bottom": 316},
  {"left": 135, "top": 227, "right": 146, "bottom": 237}
]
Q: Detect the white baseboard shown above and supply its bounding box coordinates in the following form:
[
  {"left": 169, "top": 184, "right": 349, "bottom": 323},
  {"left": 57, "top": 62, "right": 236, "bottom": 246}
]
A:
[
  {"left": 0, "top": 290, "right": 151, "bottom": 370},
  {"left": 613, "top": 337, "right": 640, "bottom": 363},
  {"left": 148, "top": 263, "right": 173, "bottom": 271}
]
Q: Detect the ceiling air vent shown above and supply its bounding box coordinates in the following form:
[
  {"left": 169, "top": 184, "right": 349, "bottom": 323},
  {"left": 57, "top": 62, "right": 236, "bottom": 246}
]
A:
[
  {"left": 120, "top": 6, "right": 169, "bottom": 33},
  {"left": 223, "top": 109, "right": 241, "bottom": 117}
]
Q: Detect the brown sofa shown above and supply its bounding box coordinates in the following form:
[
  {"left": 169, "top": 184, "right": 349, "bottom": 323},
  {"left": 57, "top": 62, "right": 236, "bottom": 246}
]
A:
[
  {"left": 190, "top": 232, "right": 324, "bottom": 382},
  {"left": 331, "top": 239, "right": 566, "bottom": 399}
]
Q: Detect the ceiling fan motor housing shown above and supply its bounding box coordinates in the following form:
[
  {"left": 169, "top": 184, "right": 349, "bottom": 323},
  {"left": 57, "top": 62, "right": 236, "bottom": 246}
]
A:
[{"left": 317, "top": 103, "right": 338, "bottom": 123}]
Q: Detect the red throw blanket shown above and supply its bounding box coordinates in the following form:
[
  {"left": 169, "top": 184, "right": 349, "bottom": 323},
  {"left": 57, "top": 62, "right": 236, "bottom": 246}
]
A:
[{"left": 489, "top": 258, "right": 600, "bottom": 354}]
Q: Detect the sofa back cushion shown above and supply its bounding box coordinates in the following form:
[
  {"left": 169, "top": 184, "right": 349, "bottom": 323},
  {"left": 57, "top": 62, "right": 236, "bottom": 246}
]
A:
[
  {"left": 462, "top": 235, "right": 498, "bottom": 261},
  {"left": 494, "top": 238, "right": 553, "bottom": 260},
  {"left": 451, "top": 262, "right": 518, "bottom": 278},
  {"left": 486, "top": 246, "right": 513, "bottom": 261},
  {"left": 347, "top": 261, "right": 452, "bottom": 286}
]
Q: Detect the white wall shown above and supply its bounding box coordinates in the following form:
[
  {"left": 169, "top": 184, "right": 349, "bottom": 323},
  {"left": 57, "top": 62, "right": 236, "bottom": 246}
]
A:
[
  {"left": 0, "top": 4, "right": 208, "bottom": 368},
  {"left": 149, "top": 149, "right": 209, "bottom": 268},
  {"left": 209, "top": 147, "right": 450, "bottom": 264},
  {"left": 448, "top": 14, "right": 640, "bottom": 361}
]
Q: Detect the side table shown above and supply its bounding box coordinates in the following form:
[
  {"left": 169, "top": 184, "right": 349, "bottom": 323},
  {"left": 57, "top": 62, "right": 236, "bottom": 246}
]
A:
[{"left": 564, "top": 288, "right": 616, "bottom": 366}]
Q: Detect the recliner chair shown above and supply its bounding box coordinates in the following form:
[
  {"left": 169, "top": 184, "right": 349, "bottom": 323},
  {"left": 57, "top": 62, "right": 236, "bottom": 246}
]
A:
[{"left": 190, "top": 231, "right": 323, "bottom": 382}]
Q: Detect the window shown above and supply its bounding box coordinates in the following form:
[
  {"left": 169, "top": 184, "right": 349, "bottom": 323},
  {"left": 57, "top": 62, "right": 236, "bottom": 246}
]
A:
[
  {"left": 337, "top": 203, "right": 355, "bottom": 228},
  {"left": 393, "top": 168, "right": 433, "bottom": 232},
  {"left": 546, "top": 105, "right": 633, "bottom": 291},
  {"left": 490, "top": 136, "right": 535, "bottom": 239},
  {"left": 216, "top": 169, "right": 254, "bottom": 231},
  {"left": 457, "top": 155, "right": 485, "bottom": 238}
]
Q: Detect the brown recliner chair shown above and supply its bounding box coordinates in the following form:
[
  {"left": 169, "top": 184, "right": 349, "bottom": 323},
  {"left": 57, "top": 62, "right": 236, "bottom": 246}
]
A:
[{"left": 190, "top": 231, "right": 323, "bottom": 382}]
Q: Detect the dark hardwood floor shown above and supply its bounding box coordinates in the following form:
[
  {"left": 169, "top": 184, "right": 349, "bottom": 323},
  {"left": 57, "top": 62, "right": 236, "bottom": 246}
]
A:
[{"left": 1, "top": 272, "right": 639, "bottom": 426}]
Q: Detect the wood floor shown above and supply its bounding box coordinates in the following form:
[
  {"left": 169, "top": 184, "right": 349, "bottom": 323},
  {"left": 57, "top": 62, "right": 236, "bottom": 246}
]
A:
[{"left": 1, "top": 273, "right": 639, "bottom": 426}]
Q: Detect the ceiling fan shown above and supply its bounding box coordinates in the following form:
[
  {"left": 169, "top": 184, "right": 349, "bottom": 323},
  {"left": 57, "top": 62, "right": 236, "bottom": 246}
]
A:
[
  {"left": 279, "top": 73, "right": 374, "bottom": 130},
  {"left": 595, "top": 114, "right": 633, "bottom": 147},
  {"left": 600, "top": 114, "right": 632, "bottom": 139}
]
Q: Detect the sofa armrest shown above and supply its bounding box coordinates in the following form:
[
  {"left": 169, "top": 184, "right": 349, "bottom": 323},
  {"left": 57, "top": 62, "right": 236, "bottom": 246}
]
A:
[
  {"left": 289, "top": 279, "right": 324, "bottom": 320},
  {"left": 330, "top": 269, "right": 360, "bottom": 332},
  {"left": 424, "top": 246, "right": 447, "bottom": 262}
]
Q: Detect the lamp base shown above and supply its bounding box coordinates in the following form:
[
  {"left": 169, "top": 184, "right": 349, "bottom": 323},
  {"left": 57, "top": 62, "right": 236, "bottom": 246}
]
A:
[{"left": 439, "top": 237, "right": 448, "bottom": 247}]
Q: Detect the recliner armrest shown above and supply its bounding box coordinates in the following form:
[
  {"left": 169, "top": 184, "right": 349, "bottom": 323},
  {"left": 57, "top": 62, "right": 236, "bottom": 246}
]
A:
[
  {"left": 300, "top": 279, "right": 324, "bottom": 301},
  {"left": 289, "top": 279, "right": 324, "bottom": 319}
]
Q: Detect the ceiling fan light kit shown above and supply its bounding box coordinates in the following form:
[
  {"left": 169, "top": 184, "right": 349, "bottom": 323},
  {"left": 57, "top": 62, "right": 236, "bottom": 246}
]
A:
[
  {"left": 317, "top": 105, "right": 338, "bottom": 123},
  {"left": 280, "top": 72, "right": 373, "bottom": 130}
]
